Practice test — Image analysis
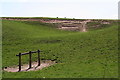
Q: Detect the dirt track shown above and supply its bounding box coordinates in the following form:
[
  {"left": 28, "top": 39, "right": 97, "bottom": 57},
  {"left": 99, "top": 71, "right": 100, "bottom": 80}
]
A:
[{"left": 4, "top": 60, "right": 56, "bottom": 72}]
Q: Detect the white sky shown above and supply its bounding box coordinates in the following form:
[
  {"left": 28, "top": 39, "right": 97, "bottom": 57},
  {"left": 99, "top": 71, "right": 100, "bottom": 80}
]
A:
[{"left": 0, "top": 0, "right": 119, "bottom": 19}]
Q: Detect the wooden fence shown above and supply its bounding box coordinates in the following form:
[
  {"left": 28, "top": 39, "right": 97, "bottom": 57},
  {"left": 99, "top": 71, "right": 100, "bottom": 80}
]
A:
[{"left": 16, "top": 50, "right": 41, "bottom": 72}]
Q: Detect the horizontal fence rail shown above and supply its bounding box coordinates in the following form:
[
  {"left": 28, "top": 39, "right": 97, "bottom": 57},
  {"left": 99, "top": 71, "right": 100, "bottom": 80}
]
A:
[{"left": 16, "top": 51, "right": 39, "bottom": 56}]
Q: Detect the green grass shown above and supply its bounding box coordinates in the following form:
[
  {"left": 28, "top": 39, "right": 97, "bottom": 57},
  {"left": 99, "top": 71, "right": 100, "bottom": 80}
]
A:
[
  {"left": 2, "top": 20, "right": 118, "bottom": 78},
  {"left": 86, "top": 21, "right": 117, "bottom": 31}
]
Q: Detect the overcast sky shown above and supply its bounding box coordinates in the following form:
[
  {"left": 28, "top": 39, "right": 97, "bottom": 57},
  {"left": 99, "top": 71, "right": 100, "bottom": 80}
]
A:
[{"left": 0, "top": 0, "right": 119, "bottom": 19}]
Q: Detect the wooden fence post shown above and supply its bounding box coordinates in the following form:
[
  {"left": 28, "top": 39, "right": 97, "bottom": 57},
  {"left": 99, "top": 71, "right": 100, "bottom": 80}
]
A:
[
  {"left": 18, "top": 53, "right": 21, "bottom": 72},
  {"left": 38, "top": 50, "right": 40, "bottom": 66},
  {"left": 29, "top": 51, "right": 32, "bottom": 69}
]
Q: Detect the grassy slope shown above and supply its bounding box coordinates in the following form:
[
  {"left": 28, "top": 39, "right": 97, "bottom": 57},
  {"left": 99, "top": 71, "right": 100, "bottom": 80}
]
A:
[{"left": 2, "top": 20, "right": 118, "bottom": 78}]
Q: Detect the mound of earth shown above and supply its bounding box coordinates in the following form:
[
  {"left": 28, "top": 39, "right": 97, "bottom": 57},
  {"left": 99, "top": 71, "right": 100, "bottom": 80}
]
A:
[{"left": 2, "top": 18, "right": 115, "bottom": 32}]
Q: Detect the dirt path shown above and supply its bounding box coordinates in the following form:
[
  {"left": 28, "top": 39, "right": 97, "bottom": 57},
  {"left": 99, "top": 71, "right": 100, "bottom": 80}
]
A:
[
  {"left": 4, "top": 60, "right": 56, "bottom": 72},
  {"left": 80, "top": 20, "right": 91, "bottom": 32}
]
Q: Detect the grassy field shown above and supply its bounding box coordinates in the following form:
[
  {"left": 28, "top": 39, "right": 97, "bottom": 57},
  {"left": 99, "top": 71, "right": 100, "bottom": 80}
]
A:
[{"left": 2, "top": 20, "right": 118, "bottom": 78}]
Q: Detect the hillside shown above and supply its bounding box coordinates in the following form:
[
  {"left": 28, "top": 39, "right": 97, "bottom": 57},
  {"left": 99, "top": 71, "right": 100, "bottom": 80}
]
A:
[
  {"left": 2, "top": 20, "right": 118, "bottom": 78},
  {"left": 2, "top": 17, "right": 117, "bottom": 32}
]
